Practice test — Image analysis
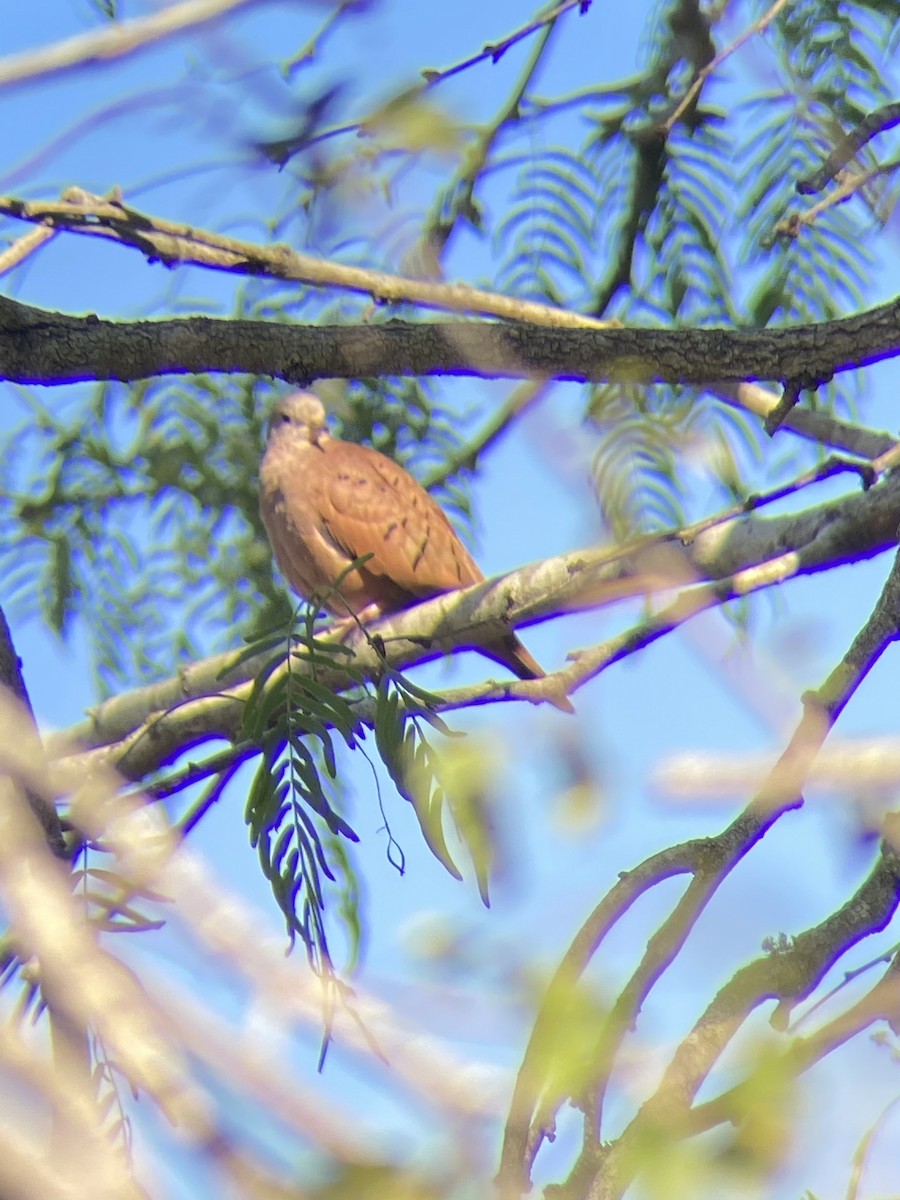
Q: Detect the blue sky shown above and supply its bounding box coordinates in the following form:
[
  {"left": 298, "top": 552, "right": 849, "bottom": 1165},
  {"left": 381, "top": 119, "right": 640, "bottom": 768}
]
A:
[{"left": 2, "top": 2, "right": 900, "bottom": 1196}]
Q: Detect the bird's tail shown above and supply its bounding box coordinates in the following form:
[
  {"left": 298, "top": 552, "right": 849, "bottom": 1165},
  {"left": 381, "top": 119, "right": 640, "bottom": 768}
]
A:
[{"left": 482, "top": 634, "right": 575, "bottom": 714}]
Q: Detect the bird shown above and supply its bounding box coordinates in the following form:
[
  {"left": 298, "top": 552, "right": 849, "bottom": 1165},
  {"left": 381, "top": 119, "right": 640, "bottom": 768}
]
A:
[{"left": 259, "top": 392, "right": 573, "bottom": 712}]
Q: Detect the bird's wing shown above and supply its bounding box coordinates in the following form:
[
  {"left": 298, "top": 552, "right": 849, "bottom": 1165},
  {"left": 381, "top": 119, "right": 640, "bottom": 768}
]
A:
[{"left": 320, "top": 439, "right": 482, "bottom": 597}]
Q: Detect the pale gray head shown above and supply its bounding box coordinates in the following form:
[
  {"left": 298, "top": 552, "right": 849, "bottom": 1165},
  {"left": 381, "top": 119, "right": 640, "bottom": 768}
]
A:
[{"left": 266, "top": 392, "right": 328, "bottom": 446}]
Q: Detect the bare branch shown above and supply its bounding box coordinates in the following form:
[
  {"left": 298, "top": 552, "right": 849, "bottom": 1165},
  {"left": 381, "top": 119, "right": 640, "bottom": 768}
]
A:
[
  {"left": 2, "top": 290, "right": 900, "bottom": 387},
  {"left": 422, "top": 380, "right": 550, "bottom": 488},
  {"left": 499, "top": 545, "right": 900, "bottom": 1197},
  {"left": 0, "top": 610, "right": 64, "bottom": 854},
  {"left": 797, "top": 101, "right": 900, "bottom": 194},
  {"left": 0, "top": 0, "right": 267, "bottom": 92},
  {"left": 42, "top": 471, "right": 900, "bottom": 785},
  {"left": 421, "top": 6, "right": 564, "bottom": 261},
  {"left": 0, "top": 225, "right": 57, "bottom": 276},
  {"left": 0, "top": 191, "right": 617, "bottom": 331},
  {"left": 712, "top": 380, "right": 897, "bottom": 460},
  {"left": 662, "top": 0, "right": 791, "bottom": 134},
  {"left": 0, "top": 688, "right": 507, "bottom": 1195},
  {"left": 771, "top": 156, "right": 900, "bottom": 244}
]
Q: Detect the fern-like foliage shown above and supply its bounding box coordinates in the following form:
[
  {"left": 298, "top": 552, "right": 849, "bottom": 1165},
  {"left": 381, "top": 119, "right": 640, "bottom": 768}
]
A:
[
  {"left": 240, "top": 615, "right": 365, "bottom": 971},
  {"left": 235, "top": 602, "right": 497, "bottom": 965},
  {"left": 494, "top": 147, "right": 611, "bottom": 308},
  {"left": 488, "top": 0, "right": 896, "bottom": 533},
  {"left": 730, "top": 0, "right": 895, "bottom": 433},
  {"left": 588, "top": 383, "right": 705, "bottom": 540}
]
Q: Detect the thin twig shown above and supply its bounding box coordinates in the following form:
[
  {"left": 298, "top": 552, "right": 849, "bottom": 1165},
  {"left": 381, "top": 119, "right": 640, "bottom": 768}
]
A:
[
  {"left": 273, "top": 0, "right": 595, "bottom": 159},
  {"left": 662, "top": 0, "right": 792, "bottom": 133},
  {"left": 423, "top": 380, "right": 550, "bottom": 489},
  {"left": 770, "top": 156, "right": 900, "bottom": 244},
  {"left": 0, "top": 225, "right": 57, "bottom": 276},
  {"left": 798, "top": 101, "right": 900, "bottom": 194},
  {"left": 422, "top": 10, "right": 564, "bottom": 259},
  {"left": 712, "top": 380, "right": 896, "bottom": 460}
]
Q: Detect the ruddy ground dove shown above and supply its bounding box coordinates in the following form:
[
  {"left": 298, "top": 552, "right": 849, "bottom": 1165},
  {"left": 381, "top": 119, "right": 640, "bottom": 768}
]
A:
[{"left": 259, "top": 392, "right": 573, "bottom": 712}]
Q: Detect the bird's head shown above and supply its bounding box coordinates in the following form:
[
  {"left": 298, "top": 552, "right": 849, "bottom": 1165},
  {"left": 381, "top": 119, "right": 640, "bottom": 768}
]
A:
[{"left": 267, "top": 392, "right": 328, "bottom": 446}]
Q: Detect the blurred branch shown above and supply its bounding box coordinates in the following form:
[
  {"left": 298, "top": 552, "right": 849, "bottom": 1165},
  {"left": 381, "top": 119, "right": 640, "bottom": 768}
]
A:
[
  {"left": 797, "top": 101, "right": 900, "bottom": 194},
  {"left": 591, "top": 0, "right": 714, "bottom": 315},
  {"left": 771, "top": 156, "right": 900, "bottom": 244},
  {"left": 661, "top": 736, "right": 900, "bottom": 800},
  {"left": 268, "top": 0, "right": 594, "bottom": 159},
  {"left": 500, "top": 544, "right": 900, "bottom": 1197},
  {"left": 0, "top": 224, "right": 57, "bottom": 276},
  {"left": 138, "top": 741, "right": 256, "bottom": 804},
  {"left": 0, "top": 609, "right": 64, "bottom": 854},
  {"left": 422, "top": 7, "right": 562, "bottom": 261},
  {"left": 422, "top": 380, "right": 550, "bottom": 489},
  {"left": 688, "top": 951, "right": 900, "bottom": 1139},
  {"left": 845, "top": 1093, "right": 900, "bottom": 1200},
  {"left": 789, "top": 940, "right": 900, "bottom": 1032},
  {"left": 0, "top": 613, "right": 100, "bottom": 1188},
  {"left": 0, "top": 688, "right": 501, "bottom": 1195},
  {"left": 419, "top": 0, "right": 591, "bottom": 88},
  {"left": 283, "top": 0, "right": 365, "bottom": 73},
  {"left": 602, "top": 844, "right": 900, "bottom": 1199},
  {"left": 662, "top": 0, "right": 791, "bottom": 133},
  {"left": 711, "top": 380, "right": 897, "bottom": 460},
  {"left": 0, "top": 0, "right": 266, "bottom": 92}
]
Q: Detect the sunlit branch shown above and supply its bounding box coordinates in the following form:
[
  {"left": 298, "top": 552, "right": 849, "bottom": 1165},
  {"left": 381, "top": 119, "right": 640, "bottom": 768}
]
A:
[
  {"left": 46, "top": 472, "right": 900, "bottom": 785},
  {"left": 711, "top": 380, "right": 896, "bottom": 460},
  {"left": 0, "top": 190, "right": 616, "bottom": 332},
  {"left": 0, "top": 0, "right": 266, "bottom": 92}
]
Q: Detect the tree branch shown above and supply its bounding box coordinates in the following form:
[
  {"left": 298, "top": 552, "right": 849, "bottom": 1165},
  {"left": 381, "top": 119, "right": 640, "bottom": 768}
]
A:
[
  {"left": 498, "top": 544, "right": 900, "bottom": 1197},
  {"left": 0, "top": 610, "right": 64, "bottom": 854},
  {"left": 687, "top": 951, "right": 900, "bottom": 1139},
  {"left": 2, "top": 291, "right": 899, "bottom": 387},
  {"left": 711, "top": 381, "right": 897, "bottom": 460},
  {"left": 44, "top": 470, "right": 900, "bottom": 783},
  {"left": 0, "top": 0, "right": 267, "bottom": 92},
  {"left": 0, "top": 191, "right": 615, "bottom": 331},
  {"left": 595, "top": 845, "right": 900, "bottom": 1200}
]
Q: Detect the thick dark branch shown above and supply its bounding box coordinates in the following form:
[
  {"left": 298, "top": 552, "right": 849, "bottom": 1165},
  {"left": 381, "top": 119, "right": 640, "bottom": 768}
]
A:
[{"left": 2, "top": 293, "right": 899, "bottom": 387}]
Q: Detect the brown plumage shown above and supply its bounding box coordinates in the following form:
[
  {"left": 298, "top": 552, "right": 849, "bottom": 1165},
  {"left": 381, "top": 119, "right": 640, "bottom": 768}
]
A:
[{"left": 259, "top": 392, "right": 573, "bottom": 712}]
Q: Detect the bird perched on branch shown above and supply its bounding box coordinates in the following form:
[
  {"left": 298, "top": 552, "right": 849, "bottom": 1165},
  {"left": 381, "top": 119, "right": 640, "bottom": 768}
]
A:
[{"left": 259, "top": 392, "right": 573, "bottom": 712}]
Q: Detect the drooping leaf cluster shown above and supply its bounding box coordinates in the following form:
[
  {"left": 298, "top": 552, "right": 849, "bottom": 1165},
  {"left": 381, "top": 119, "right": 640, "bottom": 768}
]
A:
[
  {"left": 234, "top": 605, "right": 493, "bottom": 970},
  {"left": 240, "top": 616, "right": 364, "bottom": 973}
]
